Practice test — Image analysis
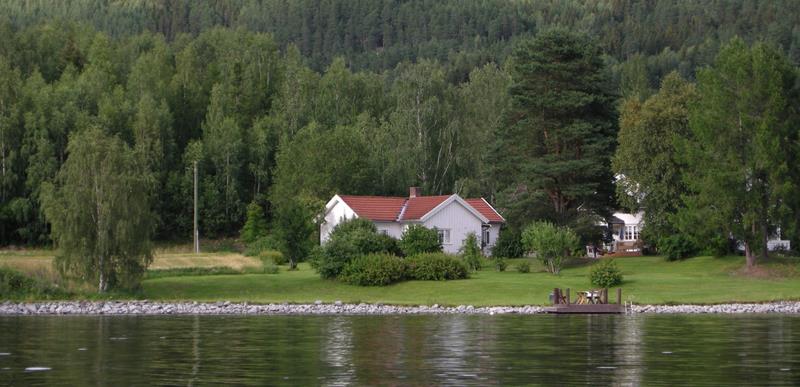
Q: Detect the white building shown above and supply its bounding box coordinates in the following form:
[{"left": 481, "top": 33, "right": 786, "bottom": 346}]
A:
[{"left": 321, "top": 187, "right": 505, "bottom": 254}]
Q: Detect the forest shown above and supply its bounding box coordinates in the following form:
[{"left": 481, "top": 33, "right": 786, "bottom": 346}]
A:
[{"left": 1, "top": 0, "right": 800, "bottom": 263}]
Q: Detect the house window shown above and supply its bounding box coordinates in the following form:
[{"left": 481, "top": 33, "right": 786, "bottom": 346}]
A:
[
  {"left": 437, "top": 229, "right": 451, "bottom": 244},
  {"left": 624, "top": 226, "right": 639, "bottom": 240},
  {"left": 482, "top": 229, "right": 490, "bottom": 246},
  {"left": 378, "top": 229, "right": 388, "bottom": 235}
]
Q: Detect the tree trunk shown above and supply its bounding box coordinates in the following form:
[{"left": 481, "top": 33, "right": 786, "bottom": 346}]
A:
[
  {"left": 744, "top": 242, "right": 756, "bottom": 268},
  {"left": 98, "top": 259, "right": 108, "bottom": 293}
]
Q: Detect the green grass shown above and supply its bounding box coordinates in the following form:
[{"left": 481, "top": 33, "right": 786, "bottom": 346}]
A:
[{"left": 142, "top": 255, "right": 800, "bottom": 306}]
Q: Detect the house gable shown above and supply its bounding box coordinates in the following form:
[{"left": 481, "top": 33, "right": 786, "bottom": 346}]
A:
[{"left": 418, "top": 195, "right": 489, "bottom": 224}]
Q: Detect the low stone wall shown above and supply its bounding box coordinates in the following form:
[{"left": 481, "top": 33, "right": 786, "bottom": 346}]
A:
[
  {"left": 631, "top": 302, "right": 800, "bottom": 314},
  {"left": 1, "top": 301, "right": 799, "bottom": 315},
  {"left": 0, "top": 301, "right": 544, "bottom": 315}
]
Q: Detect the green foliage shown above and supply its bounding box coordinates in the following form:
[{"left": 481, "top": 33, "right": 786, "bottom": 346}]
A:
[
  {"left": 244, "top": 235, "right": 284, "bottom": 257},
  {"left": 494, "top": 257, "right": 508, "bottom": 272},
  {"left": 679, "top": 38, "right": 800, "bottom": 267},
  {"left": 515, "top": 260, "right": 530, "bottom": 273},
  {"left": 144, "top": 266, "right": 242, "bottom": 279},
  {"left": 614, "top": 72, "right": 696, "bottom": 243},
  {"left": 0, "top": 267, "right": 68, "bottom": 299},
  {"left": 241, "top": 202, "right": 269, "bottom": 245},
  {"left": 259, "top": 250, "right": 286, "bottom": 266},
  {"left": 659, "top": 235, "right": 696, "bottom": 261},
  {"left": 399, "top": 225, "right": 442, "bottom": 256},
  {"left": 272, "top": 198, "right": 316, "bottom": 270},
  {"left": 521, "top": 221, "right": 579, "bottom": 275},
  {"left": 589, "top": 259, "right": 623, "bottom": 288},
  {"left": 495, "top": 28, "right": 617, "bottom": 241},
  {"left": 312, "top": 218, "right": 400, "bottom": 279},
  {"left": 339, "top": 253, "right": 407, "bottom": 286},
  {"left": 261, "top": 262, "right": 280, "bottom": 275},
  {"left": 41, "top": 127, "right": 154, "bottom": 292},
  {"left": 460, "top": 232, "right": 483, "bottom": 271},
  {"left": 491, "top": 228, "right": 524, "bottom": 258},
  {"left": 405, "top": 253, "right": 469, "bottom": 281}
]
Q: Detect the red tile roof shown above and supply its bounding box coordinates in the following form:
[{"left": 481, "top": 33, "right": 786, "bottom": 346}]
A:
[
  {"left": 465, "top": 198, "right": 505, "bottom": 223},
  {"left": 400, "top": 195, "right": 451, "bottom": 221},
  {"left": 335, "top": 194, "right": 505, "bottom": 223},
  {"left": 338, "top": 195, "right": 407, "bottom": 221}
]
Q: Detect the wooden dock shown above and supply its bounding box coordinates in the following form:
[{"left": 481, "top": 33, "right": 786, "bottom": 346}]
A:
[{"left": 544, "top": 287, "right": 627, "bottom": 314}]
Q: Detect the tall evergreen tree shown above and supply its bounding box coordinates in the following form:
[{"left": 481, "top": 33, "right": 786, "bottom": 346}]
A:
[{"left": 495, "top": 29, "right": 617, "bottom": 238}]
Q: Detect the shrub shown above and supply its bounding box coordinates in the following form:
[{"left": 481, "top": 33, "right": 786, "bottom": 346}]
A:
[
  {"left": 521, "top": 221, "right": 579, "bottom": 275},
  {"left": 405, "top": 253, "right": 469, "bottom": 280},
  {"left": 261, "top": 262, "right": 280, "bottom": 274},
  {"left": 240, "top": 201, "right": 269, "bottom": 244},
  {"left": 494, "top": 257, "right": 508, "bottom": 272},
  {"left": 659, "top": 235, "right": 695, "bottom": 261},
  {"left": 0, "top": 267, "right": 68, "bottom": 299},
  {"left": 399, "top": 225, "right": 442, "bottom": 256},
  {"left": 259, "top": 250, "right": 286, "bottom": 265},
  {"left": 460, "top": 232, "right": 483, "bottom": 271},
  {"left": 339, "top": 253, "right": 407, "bottom": 286},
  {"left": 245, "top": 235, "right": 284, "bottom": 257},
  {"left": 589, "top": 259, "right": 623, "bottom": 288},
  {"left": 313, "top": 218, "right": 401, "bottom": 279},
  {"left": 515, "top": 260, "right": 530, "bottom": 273},
  {"left": 492, "top": 228, "right": 524, "bottom": 258}
]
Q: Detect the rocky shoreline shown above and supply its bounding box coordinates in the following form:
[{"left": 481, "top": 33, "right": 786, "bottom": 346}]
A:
[{"left": 1, "top": 301, "right": 800, "bottom": 315}]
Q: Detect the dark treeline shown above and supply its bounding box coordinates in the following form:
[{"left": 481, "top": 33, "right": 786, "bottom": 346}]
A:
[{"left": 1, "top": 0, "right": 799, "bottom": 247}]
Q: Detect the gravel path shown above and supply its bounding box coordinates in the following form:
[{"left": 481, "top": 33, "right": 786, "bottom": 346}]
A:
[{"left": 1, "top": 301, "right": 799, "bottom": 315}]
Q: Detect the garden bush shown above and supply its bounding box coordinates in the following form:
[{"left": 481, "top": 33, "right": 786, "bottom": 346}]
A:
[
  {"left": 521, "top": 221, "right": 579, "bottom": 274},
  {"left": 515, "top": 260, "right": 530, "bottom": 273},
  {"left": 494, "top": 257, "right": 508, "bottom": 272},
  {"left": 259, "top": 250, "right": 286, "bottom": 265},
  {"left": 339, "top": 253, "right": 407, "bottom": 286},
  {"left": 659, "top": 235, "right": 695, "bottom": 261},
  {"left": 312, "top": 218, "right": 401, "bottom": 279},
  {"left": 261, "top": 262, "right": 280, "bottom": 274},
  {"left": 460, "top": 233, "right": 483, "bottom": 271},
  {"left": 240, "top": 201, "right": 269, "bottom": 244},
  {"left": 0, "top": 267, "right": 68, "bottom": 299},
  {"left": 589, "top": 259, "right": 623, "bottom": 288},
  {"left": 405, "top": 253, "right": 469, "bottom": 280},
  {"left": 492, "top": 228, "right": 524, "bottom": 258},
  {"left": 399, "top": 225, "right": 442, "bottom": 256},
  {"left": 244, "top": 235, "right": 283, "bottom": 257}
]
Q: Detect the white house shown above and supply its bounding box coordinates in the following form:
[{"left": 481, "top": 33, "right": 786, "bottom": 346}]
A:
[
  {"left": 602, "top": 211, "right": 645, "bottom": 256},
  {"left": 597, "top": 210, "right": 791, "bottom": 256},
  {"left": 321, "top": 187, "right": 505, "bottom": 254}
]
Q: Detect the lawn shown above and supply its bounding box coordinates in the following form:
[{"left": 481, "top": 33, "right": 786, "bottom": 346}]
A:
[
  {"left": 142, "top": 255, "right": 800, "bottom": 306},
  {"left": 2, "top": 249, "right": 799, "bottom": 305}
]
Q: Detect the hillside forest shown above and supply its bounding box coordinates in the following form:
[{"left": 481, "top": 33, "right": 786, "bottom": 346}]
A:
[{"left": 1, "top": 0, "right": 800, "bottom": 268}]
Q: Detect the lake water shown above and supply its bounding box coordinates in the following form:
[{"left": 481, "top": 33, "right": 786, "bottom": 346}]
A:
[{"left": 0, "top": 314, "right": 798, "bottom": 386}]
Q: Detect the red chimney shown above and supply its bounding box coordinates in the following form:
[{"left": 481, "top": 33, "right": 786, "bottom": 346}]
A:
[{"left": 409, "top": 187, "right": 421, "bottom": 198}]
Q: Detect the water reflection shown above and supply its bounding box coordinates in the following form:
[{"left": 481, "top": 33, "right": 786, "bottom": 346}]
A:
[{"left": 0, "top": 314, "right": 798, "bottom": 386}]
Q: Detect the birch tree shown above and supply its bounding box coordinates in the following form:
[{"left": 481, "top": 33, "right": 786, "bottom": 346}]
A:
[{"left": 41, "top": 127, "right": 154, "bottom": 292}]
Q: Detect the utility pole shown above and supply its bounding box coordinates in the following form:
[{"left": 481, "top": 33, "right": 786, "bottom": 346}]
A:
[{"left": 193, "top": 160, "right": 200, "bottom": 254}]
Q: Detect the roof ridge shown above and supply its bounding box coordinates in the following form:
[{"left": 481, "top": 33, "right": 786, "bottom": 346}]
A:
[{"left": 396, "top": 199, "right": 409, "bottom": 221}]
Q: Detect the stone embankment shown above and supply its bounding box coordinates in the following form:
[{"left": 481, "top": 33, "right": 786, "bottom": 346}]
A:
[{"left": 1, "top": 301, "right": 800, "bottom": 315}]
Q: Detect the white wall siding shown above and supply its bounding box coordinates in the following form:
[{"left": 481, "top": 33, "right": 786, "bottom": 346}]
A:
[
  {"left": 375, "top": 222, "right": 404, "bottom": 239},
  {"left": 320, "top": 200, "right": 358, "bottom": 244},
  {"left": 483, "top": 224, "right": 501, "bottom": 255},
  {"left": 422, "top": 201, "right": 484, "bottom": 254}
]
